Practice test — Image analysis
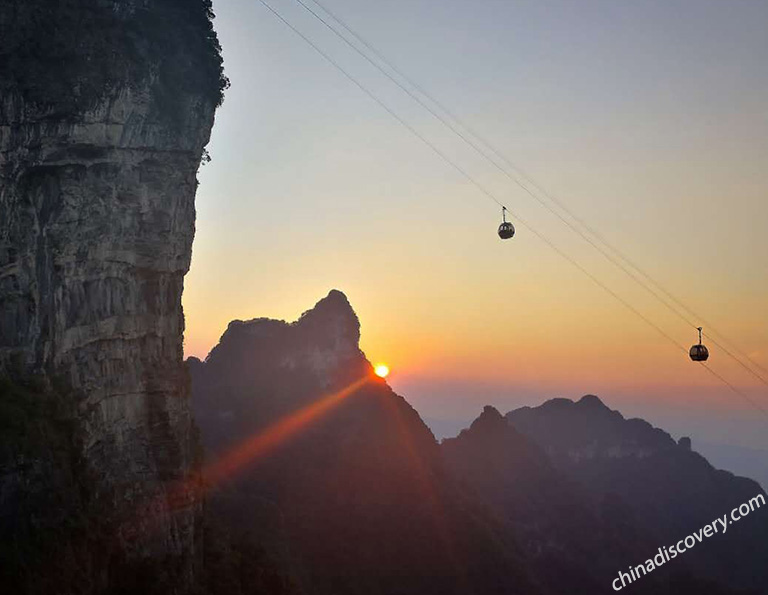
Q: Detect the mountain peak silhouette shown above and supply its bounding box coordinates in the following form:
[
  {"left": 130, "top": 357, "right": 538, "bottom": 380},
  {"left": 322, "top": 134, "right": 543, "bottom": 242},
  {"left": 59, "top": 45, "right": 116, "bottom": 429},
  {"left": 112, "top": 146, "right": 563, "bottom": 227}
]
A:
[
  {"left": 189, "top": 291, "right": 539, "bottom": 595},
  {"left": 295, "top": 289, "right": 360, "bottom": 349},
  {"left": 466, "top": 405, "right": 506, "bottom": 434},
  {"left": 576, "top": 394, "right": 607, "bottom": 409}
]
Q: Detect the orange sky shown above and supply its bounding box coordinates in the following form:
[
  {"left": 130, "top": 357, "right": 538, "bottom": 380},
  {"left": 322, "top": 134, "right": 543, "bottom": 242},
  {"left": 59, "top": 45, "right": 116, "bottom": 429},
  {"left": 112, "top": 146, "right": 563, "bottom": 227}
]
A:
[{"left": 182, "top": 0, "right": 768, "bottom": 448}]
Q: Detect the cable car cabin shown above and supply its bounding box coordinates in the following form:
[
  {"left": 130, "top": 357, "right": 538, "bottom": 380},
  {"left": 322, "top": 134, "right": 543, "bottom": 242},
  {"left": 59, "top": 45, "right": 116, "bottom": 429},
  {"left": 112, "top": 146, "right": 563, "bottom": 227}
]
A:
[
  {"left": 689, "top": 327, "right": 709, "bottom": 361},
  {"left": 689, "top": 344, "right": 709, "bottom": 362},
  {"left": 498, "top": 222, "right": 515, "bottom": 239},
  {"left": 498, "top": 206, "right": 515, "bottom": 239}
]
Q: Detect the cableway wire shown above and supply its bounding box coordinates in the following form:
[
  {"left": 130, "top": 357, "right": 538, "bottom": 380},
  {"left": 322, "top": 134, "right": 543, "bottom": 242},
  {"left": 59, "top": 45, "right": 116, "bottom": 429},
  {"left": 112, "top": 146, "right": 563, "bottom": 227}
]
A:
[
  {"left": 254, "top": 0, "right": 768, "bottom": 420},
  {"left": 295, "top": 0, "right": 768, "bottom": 390}
]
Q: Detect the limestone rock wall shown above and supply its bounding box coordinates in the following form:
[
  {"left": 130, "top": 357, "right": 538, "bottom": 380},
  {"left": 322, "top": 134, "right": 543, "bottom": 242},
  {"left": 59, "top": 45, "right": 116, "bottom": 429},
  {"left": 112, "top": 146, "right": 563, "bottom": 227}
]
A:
[{"left": 0, "top": 0, "right": 224, "bottom": 586}]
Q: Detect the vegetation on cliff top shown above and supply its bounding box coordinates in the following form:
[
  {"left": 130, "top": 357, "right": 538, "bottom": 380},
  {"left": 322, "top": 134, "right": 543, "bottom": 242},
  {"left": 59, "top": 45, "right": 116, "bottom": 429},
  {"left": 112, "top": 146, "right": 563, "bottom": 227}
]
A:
[{"left": 0, "top": 0, "right": 229, "bottom": 114}]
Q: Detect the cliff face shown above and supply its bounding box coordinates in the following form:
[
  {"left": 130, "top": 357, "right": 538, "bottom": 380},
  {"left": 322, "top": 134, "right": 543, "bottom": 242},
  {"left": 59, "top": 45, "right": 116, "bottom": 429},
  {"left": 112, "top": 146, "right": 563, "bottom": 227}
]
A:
[{"left": 0, "top": 0, "right": 225, "bottom": 588}]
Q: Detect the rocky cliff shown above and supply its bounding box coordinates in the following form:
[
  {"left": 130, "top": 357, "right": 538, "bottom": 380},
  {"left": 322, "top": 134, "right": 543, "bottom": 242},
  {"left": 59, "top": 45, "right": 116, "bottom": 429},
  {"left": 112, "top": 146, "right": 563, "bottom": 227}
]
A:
[{"left": 0, "top": 1, "right": 225, "bottom": 590}]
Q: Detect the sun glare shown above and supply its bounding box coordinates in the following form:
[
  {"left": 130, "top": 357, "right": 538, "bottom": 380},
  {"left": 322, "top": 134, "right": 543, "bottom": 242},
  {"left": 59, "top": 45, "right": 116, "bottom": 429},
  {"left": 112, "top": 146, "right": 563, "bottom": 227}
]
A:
[{"left": 374, "top": 364, "right": 390, "bottom": 378}]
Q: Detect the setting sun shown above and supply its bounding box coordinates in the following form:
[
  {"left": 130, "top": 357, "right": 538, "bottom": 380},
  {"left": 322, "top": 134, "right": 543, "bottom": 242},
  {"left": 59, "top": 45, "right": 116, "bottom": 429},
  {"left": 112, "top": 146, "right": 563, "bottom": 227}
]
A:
[{"left": 374, "top": 364, "right": 390, "bottom": 378}]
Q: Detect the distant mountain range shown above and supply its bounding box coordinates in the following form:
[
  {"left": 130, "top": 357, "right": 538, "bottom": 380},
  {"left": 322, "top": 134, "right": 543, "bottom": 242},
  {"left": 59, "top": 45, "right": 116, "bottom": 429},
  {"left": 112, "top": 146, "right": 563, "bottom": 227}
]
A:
[
  {"left": 505, "top": 396, "right": 767, "bottom": 592},
  {"left": 190, "top": 290, "right": 767, "bottom": 595},
  {"left": 426, "top": 417, "right": 768, "bottom": 493}
]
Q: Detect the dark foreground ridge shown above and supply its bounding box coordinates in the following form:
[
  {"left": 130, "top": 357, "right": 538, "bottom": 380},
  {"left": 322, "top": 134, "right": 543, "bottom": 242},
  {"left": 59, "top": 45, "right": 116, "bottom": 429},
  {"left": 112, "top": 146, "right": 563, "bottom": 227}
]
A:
[{"left": 190, "top": 290, "right": 539, "bottom": 595}]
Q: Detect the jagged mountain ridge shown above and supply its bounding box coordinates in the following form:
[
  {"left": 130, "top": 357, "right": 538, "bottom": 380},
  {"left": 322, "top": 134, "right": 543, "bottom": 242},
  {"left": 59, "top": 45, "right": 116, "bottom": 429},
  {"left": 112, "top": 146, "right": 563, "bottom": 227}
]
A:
[
  {"left": 190, "top": 290, "right": 540, "bottom": 595},
  {"left": 505, "top": 396, "right": 768, "bottom": 593},
  {"left": 509, "top": 394, "right": 679, "bottom": 460}
]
